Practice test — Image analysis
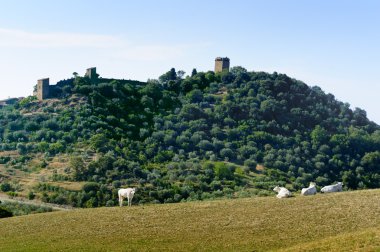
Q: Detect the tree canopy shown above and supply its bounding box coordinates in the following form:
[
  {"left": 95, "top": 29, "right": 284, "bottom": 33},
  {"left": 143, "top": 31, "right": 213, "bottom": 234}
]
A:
[{"left": 0, "top": 66, "right": 379, "bottom": 207}]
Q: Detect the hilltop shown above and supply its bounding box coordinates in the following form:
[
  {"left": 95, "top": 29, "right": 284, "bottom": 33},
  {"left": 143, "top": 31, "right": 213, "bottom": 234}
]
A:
[
  {"left": 1, "top": 189, "right": 380, "bottom": 251},
  {"left": 1, "top": 66, "right": 380, "bottom": 208}
]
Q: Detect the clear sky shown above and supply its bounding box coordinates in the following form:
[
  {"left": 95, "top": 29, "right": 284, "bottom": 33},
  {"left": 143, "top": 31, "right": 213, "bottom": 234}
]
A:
[{"left": 0, "top": 0, "right": 379, "bottom": 123}]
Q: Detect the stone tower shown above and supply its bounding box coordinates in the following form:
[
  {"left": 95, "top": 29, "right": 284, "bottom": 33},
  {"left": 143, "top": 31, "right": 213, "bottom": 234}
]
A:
[
  {"left": 37, "top": 78, "right": 50, "bottom": 101},
  {"left": 85, "top": 67, "right": 97, "bottom": 82},
  {"left": 214, "top": 57, "right": 230, "bottom": 73}
]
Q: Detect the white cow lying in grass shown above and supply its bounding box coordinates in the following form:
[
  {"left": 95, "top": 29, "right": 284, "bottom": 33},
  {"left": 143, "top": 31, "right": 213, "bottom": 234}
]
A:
[
  {"left": 118, "top": 188, "right": 136, "bottom": 207},
  {"left": 321, "top": 182, "right": 343, "bottom": 193},
  {"left": 301, "top": 182, "right": 317, "bottom": 196},
  {"left": 273, "top": 186, "right": 292, "bottom": 198}
]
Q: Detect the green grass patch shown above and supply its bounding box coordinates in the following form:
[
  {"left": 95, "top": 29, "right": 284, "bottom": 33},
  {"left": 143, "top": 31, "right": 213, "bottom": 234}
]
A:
[{"left": 1, "top": 190, "right": 380, "bottom": 251}]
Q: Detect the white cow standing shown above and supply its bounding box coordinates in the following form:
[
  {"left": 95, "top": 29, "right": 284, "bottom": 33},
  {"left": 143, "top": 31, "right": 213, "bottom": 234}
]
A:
[
  {"left": 321, "top": 182, "right": 343, "bottom": 193},
  {"left": 301, "top": 182, "right": 317, "bottom": 196},
  {"left": 273, "top": 186, "right": 292, "bottom": 198},
  {"left": 118, "top": 188, "right": 136, "bottom": 207}
]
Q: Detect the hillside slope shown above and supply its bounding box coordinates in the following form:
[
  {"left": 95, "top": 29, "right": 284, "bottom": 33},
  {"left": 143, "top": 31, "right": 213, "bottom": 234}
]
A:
[
  {"left": 1, "top": 190, "right": 380, "bottom": 251},
  {"left": 1, "top": 67, "right": 380, "bottom": 207}
]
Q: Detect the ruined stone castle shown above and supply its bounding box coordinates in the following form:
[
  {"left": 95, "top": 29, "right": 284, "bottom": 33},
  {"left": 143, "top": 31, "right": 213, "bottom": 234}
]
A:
[
  {"left": 214, "top": 57, "right": 230, "bottom": 73},
  {"left": 35, "top": 58, "right": 230, "bottom": 101},
  {"left": 35, "top": 67, "right": 98, "bottom": 101}
]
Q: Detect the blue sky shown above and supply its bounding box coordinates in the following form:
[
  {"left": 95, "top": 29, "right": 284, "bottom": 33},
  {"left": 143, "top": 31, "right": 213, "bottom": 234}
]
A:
[{"left": 0, "top": 0, "right": 379, "bottom": 123}]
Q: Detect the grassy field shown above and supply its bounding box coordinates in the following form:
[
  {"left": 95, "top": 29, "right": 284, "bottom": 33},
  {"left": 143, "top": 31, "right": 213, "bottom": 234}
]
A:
[{"left": 1, "top": 190, "right": 380, "bottom": 251}]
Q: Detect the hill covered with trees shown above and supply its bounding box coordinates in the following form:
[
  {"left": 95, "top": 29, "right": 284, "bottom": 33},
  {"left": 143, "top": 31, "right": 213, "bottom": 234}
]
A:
[{"left": 1, "top": 66, "right": 380, "bottom": 207}]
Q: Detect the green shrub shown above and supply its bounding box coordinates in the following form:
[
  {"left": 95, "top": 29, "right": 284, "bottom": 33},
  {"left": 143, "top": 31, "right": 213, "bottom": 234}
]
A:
[
  {"left": 7, "top": 192, "right": 18, "bottom": 198},
  {"left": 244, "top": 159, "right": 257, "bottom": 171},
  {"left": 0, "top": 207, "right": 13, "bottom": 218},
  {"left": 0, "top": 182, "right": 12, "bottom": 192},
  {"left": 82, "top": 182, "right": 100, "bottom": 193},
  {"left": 28, "top": 191, "right": 36, "bottom": 200},
  {"left": 214, "top": 162, "right": 233, "bottom": 180},
  {"left": 0, "top": 201, "right": 52, "bottom": 216}
]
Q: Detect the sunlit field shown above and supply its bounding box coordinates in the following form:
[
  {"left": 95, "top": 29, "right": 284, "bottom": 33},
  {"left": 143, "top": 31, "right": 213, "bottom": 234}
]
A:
[{"left": 1, "top": 189, "right": 380, "bottom": 251}]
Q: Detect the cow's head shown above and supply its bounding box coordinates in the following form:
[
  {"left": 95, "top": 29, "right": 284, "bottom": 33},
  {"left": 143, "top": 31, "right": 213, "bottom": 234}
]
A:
[{"left": 273, "top": 186, "right": 280, "bottom": 192}]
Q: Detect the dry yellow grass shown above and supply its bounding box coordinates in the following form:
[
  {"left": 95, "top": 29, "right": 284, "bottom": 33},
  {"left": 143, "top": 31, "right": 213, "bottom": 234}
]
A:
[
  {"left": 256, "top": 164, "right": 265, "bottom": 171},
  {"left": 282, "top": 228, "right": 380, "bottom": 252},
  {"left": 0, "top": 150, "right": 19, "bottom": 157},
  {"left": 49, "top": 181, "right": 85, "bottom": 191},
  {"left": 3, "top": 154, "right": 76, "bottom": 194},
  {"left": 1, "top": 189, "right": 380, "bottom": 251}
]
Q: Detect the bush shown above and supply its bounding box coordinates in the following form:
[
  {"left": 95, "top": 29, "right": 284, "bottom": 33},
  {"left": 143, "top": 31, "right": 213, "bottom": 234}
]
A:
[
  {"left": 0, "top": 207, "right": 13, "bottom": 218},
  {"left": 106, "top": 200, "right": 115, "bottom": 207},
  {"left": 0, "top": 182, "right": 12, "bottom": 192},
  {"left": 214, "top": 162, "right": 233, "bottom": 180},
  {"left": 244, "top": 159, "right": 257, "bottom": 171},
  {"left": 28, "top": 191, "right": 36, "bottom": 200},
  {"left": 0, "top": 201, "right": 52, "bottom": 216},
  {"left": 7, "top": 192, "right": 18, "bottom": 198},
  {"left": 82, "top": 182, "right": 100, "bottom": 193}
]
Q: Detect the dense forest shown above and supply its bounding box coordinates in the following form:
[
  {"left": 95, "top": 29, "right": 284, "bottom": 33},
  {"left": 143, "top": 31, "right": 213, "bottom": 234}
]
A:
[{"left": 1, "top": 66, "right": 380, "bottom": 208}]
